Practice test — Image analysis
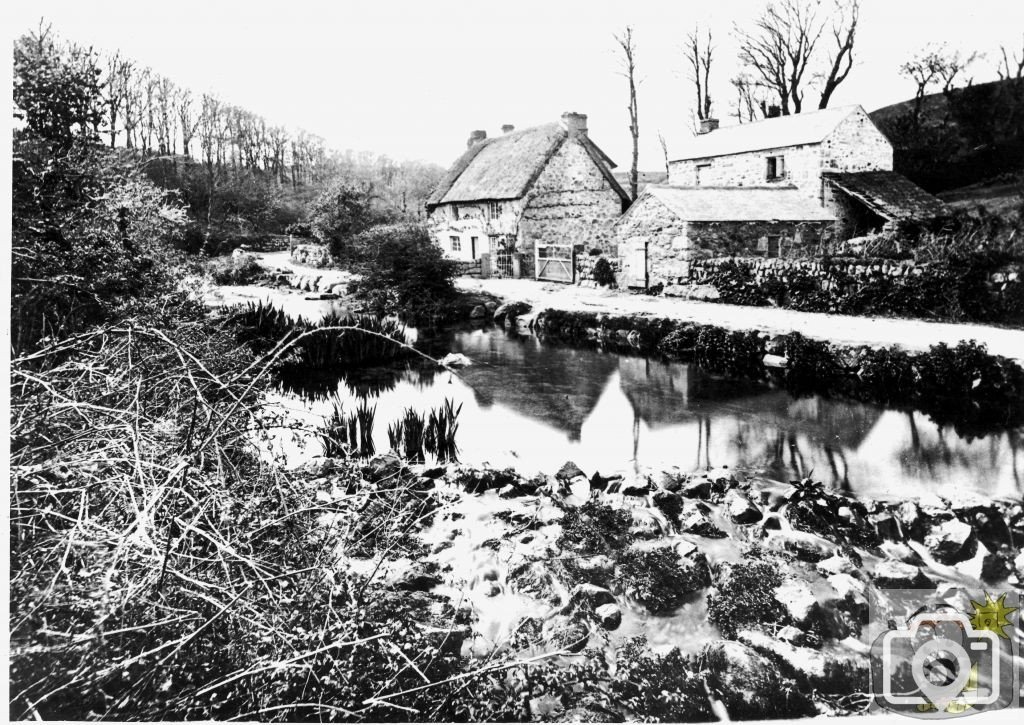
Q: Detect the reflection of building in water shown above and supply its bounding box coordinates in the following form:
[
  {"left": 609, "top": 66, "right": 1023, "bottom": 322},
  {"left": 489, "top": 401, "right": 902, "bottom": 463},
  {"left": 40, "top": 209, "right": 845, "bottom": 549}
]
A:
[
  {"left": 616, "top": 357, "right": 883, "bottom": 490},
  {"left": 454, "top": 331, "right": 618, "bottom": 441}
]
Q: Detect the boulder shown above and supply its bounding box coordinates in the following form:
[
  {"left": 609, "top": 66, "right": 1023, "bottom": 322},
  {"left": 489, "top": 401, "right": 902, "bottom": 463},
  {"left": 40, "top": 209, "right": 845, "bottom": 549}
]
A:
[
  {"left": 872, "top": 560, "right": 935, "bottom": 589},
  {"left": 724, "top": 489, "right": 762, "bottom": 524},
  {"left": 816, "top": 554, "right": 855, "bottom": 576},
  {"left": 608, "top": 478, "right": 651, "bottom": 497},
  {"left": 679, "top": 506, "right": 726, "bottom": 538},
  {"left": 773, "top": 579, "right": 818, "bottom": 626},
  {"left": 594, "top": 603, "right": 623, "bottom": 630},
  {"left": 589, "top": 471, "right": 623, "bottom": 492},
  {"left": 924, "top": 518, "right": 976, "bottom": 564},
  {"left": 701, "top": 640, "right": 813, "bottom": 719},
  {"left": 573, "top": 554, "right": 616, "bottom": 587},
  {"left": 393, "top": 564, "right": 442, "bottom": 592},
  {"left": 555, "top": 461, "right": 585, "bottom": 482},
  {"left": 567, "top": 583, "right": 616, "bottom": 611},
  {"left": 509, "top": 561, "right": 559, "bottom": 605},
  {"left": 469, "top": 304, "right": 487, "bottom": 319},
  {"left": 680, "top": 477, "right": 712, "bottom": 499},
  {"left": 869, "top": 512, "right": 903, "bottom": 541},
  {"left": 439, "top": 352, "right": 472, "bottom": 368},
  {"left": 654, "top": 469, "right": 687, "bottom": 492}
]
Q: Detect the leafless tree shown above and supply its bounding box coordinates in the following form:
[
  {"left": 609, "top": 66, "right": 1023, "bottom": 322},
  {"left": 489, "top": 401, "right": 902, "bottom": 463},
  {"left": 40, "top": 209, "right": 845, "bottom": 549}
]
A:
[
  {"left": 103, "top": 52, "right": 133, "bottom": 148},
  {"left": 816, "top": 0, "right": 859, "bottom": 109},
  {"left": 730, "top": 73, "right": 769, "bottom": 123},
  {"left": 735, "top": 0, "right": 825, "bottom": 115},
  {"left": 685, "top": 26, "right": 714, "bottom": 121},
  {"left": 997, "top": 35, "right": 1024, "bottom": 80},
  {"left": 657, "top": 130, "right": 669, "bottom": 175},
  {"left": 614, "top": 25, "right": 640, "bottom": 201},
  {"left": 122, "top": 66, "right": 148, "bottom": 149},
  {"left": 155, "top": 75, "right": 177, "bottom": 154},
  {"left": 901, "top": 44, "right": 978, "bottom": 127},
  {"left": 176, "top": 88, "right": 199, "bottom": 158}
]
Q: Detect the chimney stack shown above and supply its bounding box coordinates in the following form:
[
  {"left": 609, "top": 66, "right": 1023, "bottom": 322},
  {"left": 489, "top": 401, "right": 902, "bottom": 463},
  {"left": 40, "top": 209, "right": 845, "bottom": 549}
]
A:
[
  {"left": 501, "top": 124, "right": 515, "bottom": 134},
  {"left": 467, "top": 129, "right": 487, "bottom": 148},
  {"left": 560, "top": 111, "right": 588, "bottom": 137},
  {"left": 766, "top": 105, "right": 781, "bottom": 119},
  {"left": 698, "top": 118, "right": 719, "bottom": 135}
]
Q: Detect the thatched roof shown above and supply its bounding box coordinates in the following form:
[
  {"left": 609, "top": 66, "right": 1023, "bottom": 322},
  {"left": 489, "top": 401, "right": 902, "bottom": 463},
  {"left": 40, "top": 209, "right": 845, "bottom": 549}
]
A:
[
  {"left": 427, "top": 123, "right": 629, "bottom": 208},
  {"left": 631, "top": 185, "right": 836, "bottom": 223},
  {"left": 823, "top": 171, "right": 951, "bottom": 221},
  {"left": 671, "top": 105, "right": 861, "bottom": 161}
]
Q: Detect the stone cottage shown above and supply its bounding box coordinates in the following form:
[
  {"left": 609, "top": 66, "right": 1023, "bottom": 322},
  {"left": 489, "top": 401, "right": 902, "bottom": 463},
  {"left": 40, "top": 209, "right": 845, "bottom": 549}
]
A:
[
  {"left": 614, "top": 105, "right": 950, "bottom": 287},
  {"left": 615, "top": 185, "right": 835, "bottom": 288},
  {"left": 426, "top": 112, "right": 630, "bottom": 280}
]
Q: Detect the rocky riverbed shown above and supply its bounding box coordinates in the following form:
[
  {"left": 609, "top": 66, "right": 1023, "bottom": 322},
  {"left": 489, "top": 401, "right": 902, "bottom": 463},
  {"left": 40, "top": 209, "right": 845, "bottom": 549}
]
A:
[{"left": 304, "top": 450, "right": 1023, "bottom": 720}]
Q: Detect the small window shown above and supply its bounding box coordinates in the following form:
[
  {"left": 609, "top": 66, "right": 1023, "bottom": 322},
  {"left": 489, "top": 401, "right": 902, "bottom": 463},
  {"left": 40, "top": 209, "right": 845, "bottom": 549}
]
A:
[
  {"left": 766, "top": 156, "right": 785, "bottom": 181},
  {"left": 449, "top": 236, "right": 461, "bottom": 252},
  {"left": 696, "top": 163, "right": 711, "bottom": 185},
  {"left": 487, "top": 201, "right": 502, "bottom": 219}
]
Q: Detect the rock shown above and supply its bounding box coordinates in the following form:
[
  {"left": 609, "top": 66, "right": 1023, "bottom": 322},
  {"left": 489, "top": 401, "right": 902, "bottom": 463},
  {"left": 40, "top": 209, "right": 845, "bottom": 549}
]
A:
[
  {"left": 492, "top": 301, "right": 530, "bottom": 324},
  {"left": 872, "top": 560, "right": 935, "bottom": 589},
  {"left": 679, "top": 506, "right": 726, "bottom": 538},
  {"left": 608, "top": 478, "right": 651, "bottom": 497},
  {"left": 567, "top": 583, "right": 616, "bottom": 611},
  {"left": 361, "top": 453, "right": 405, "bottom": 484},
  {"left": 394, "top": 564, "right": 442, "bottom": 592},
  {"left": 439, "top": 352, "right": 472, "bottom": 368},
  {"left": 1014, "top": 551, "right": 1024, "bottom": 583},
  {"left": 469, "top": 304, "right": 487, "bottom": 319},
  {"left": 628, "top": 510, "right": 664, "bottom": 540},
  {"left": 924, "top": 518, "right": 976, "bottom": 564},
  {"left": 763, "top": 531, "right": 836, "bottom": 562},
  {"left": 482, "top": 581, "right": 501, "bottom": 597},
  {"left": 680, "top": 477, "right": 712, "bottom": 499},
  {"left": 594, "top": 603, "right": 623, "bottom": 630},
  {"left": 555, "top": 461, "right": 585, "bottom": 482},
  {"left": 777, "top": 625, "right": 807, "bottom": 645},
  {"left": 589, "top": 471, "right": 623, "bottom": 491},
  {"left": 573, "top": 554, "right": 616, "bottom": 587},
  {"left": 701, "top": 640, "right": 812, "bottom": 719},
  {"left": 774, "top": 579, "right": 818, "bottom": 626},
  {"left": 509, "top": 562, "right": 558, "bottom": 605},
  {"left": 816, "top": 554, "right": 855, "bottom": 576},
  {"left": 724, "top": 489, "right": 762, "bottom": 524},
  {"left": 763, "top": 354, "right": 788, "bottom": 369},
  {"left": 498, "top": 484, "right": 526, "bottom": 499},
  {"left": 654, "top": 469, "right": 687, "bottom": 492},
  {"left": 869, "top": 512, "right": 903, "bottom": 541},
  {"left": 420, "top": 466, "right": 446, "bottom": 479},
  {"left": 484, "top": 300, "right": 498, "bottom": 313}
]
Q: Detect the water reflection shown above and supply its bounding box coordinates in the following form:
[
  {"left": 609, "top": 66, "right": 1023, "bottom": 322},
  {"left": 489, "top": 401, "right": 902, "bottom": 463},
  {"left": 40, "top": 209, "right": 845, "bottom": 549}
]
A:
[{"left": 271, "top": 325, "right": 1022, "bottom": 500}]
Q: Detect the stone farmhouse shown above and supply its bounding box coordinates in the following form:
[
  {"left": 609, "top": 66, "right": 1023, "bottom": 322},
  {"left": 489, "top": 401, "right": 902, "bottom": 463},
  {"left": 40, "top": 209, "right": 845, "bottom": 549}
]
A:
[
  {"left": 616, "top": 105, "right": 950, "bottom": 288},
  {"left": 426, "top": 112, "right": 630, "bottom": 280}
]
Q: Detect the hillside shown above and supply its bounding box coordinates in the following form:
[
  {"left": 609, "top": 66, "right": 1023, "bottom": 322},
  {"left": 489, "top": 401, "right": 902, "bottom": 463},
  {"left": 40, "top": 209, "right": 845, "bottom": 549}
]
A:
[{"left": 870, "top": 77, "right": 1024, "bottom": 196}]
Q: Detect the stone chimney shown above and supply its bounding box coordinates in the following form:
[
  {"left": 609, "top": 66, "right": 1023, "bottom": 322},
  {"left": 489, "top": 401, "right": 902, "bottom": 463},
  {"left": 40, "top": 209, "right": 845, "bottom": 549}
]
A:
[
  {"left": 501, "top": 124, "right": 515, "bottom": 134},
  {"left": 560, "top": 111, "right": 588, "bottom": 137},
  {"left": 766, "top": 105, "right": 781, "bottom": 119},
  {"left": 698, "top": 118, "right": 719, "bottom": 135},
  {"left": 467, "top": 129, "right": 487, "bottom": 148}
]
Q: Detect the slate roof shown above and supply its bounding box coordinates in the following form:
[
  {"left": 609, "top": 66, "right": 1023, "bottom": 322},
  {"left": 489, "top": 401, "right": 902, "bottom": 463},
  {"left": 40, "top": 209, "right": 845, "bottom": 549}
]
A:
[
  {"left": 636, "top": 185, "right": 836, "bottom": 223},
  {"left": 671, "top": 105, "right": 861, "bottom": 161},
  {"left": 823, "top": 171, "right": 951, "bottom": 221},
  {"left": 427, "top": 123, "right": 629, "bottom": 208}
]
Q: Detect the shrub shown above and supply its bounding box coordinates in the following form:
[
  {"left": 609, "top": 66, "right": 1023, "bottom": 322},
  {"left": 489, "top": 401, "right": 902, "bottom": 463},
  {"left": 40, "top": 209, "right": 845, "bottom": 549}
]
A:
[
  {"left": 558, "top": 500, "right": 633, "bottom": 556},
  {"left": 616, "top": 546, "right": 710, "bottom": 613},
  {"left": 347, "top": 223, "right": 459, "bottom": 321},
  {"left": 591, "top": 257, "right": 617, "bottom": 287},
  {"left": 695, "top": 327, "right": 765, "bottom": 379},
  {"left": 781, "top": 332, "right": 840, "bottom": 396},
  {"left": 706, "top": 556, "right": 787, "bottom": 638},
  {"left": 611, "top": 639, "right": 711, "bottom": 721}
]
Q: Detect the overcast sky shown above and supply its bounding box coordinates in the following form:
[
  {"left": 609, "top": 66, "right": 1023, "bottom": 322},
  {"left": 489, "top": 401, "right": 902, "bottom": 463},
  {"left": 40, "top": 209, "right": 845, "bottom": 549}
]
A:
[{"left": 7, "top": 0, "right": 1024, "bottom": 169}]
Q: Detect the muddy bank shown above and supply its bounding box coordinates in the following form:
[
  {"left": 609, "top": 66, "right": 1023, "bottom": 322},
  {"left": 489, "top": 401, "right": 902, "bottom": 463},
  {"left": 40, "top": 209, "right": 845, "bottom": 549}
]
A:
[{"left": 306, "top": 451, "right": 1023, "bottom": 721}]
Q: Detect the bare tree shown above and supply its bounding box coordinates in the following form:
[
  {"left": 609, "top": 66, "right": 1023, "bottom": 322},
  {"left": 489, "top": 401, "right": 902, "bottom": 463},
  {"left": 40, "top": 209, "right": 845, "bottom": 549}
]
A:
[
  {"left": 736, "top": 0, "right": 825, "bottom": 115},
  {"left": 685, "top": 26, "right": 714, "bottom": 121},
  {"left": 615, "top": 25, "right": 640, "bottom": 201},
  {"left": 816, "top": 0, "right": 859, "bottom": 109},
  {"left": 103, "top": 52, "right": 133, "bottom": 148},
  {"left": 657, "top": 130, "right": 669, "bottom": 175},
  {"left": 730, "top": 73, "right": 769, "bottom": 123},
  {"left": 901, "top": 44, "right": 978, "bottom": 126},
  {"left": 176, "top": 88, "right": 199, "bottom": 158},
  {"left": 997, "top": 35, "right": 1024, "bottom": 80}
]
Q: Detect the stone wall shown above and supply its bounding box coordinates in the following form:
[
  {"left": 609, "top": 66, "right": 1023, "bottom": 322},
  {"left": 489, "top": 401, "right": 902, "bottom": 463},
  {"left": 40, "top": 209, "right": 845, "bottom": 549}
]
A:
[
  {"left": 290, "top": 243, "right": 332, "bottom": 268},
  {"left": 518, "top": 138, "right": 626, "bottom": 277},
  {"left": 613, "top": 194, "right": 834, "bottom": 288},
  {"left": 575, "top": 253, "right": 621, "bottom": 287},
  {"left": 820, "top": 107, "right": 893, "bottom": 173}
]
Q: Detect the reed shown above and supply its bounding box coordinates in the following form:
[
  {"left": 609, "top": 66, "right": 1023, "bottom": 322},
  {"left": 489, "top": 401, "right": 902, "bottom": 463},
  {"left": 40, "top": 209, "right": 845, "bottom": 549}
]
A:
[{"left": 319, "top": 399, "right": 377, "bottom": 458}]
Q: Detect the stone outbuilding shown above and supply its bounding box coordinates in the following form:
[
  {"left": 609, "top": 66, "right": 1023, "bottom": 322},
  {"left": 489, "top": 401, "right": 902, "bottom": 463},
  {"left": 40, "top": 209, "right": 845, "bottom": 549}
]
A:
[
  {"left": 615, "top": 185, "right": 835, "bottom": 288},
  {"left": 426, "top": 112, "right": 630, "bottom": 280}
]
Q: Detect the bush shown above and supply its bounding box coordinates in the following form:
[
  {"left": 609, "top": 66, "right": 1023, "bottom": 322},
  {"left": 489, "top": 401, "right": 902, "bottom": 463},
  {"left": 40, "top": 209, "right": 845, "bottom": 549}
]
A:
[
  {"left": 591, "top": 257, "right": 616, "bottom": 287},
  {"left": 616, "top": 546, "right": 710, "bottom": 613},
  {"left": 346, "top": 223, "right": 459, "bottom": 321},
  {"left": 706, "top": 555, "right": 787, "bottom": 638},
  {"left": 558, "top": 500, "right": 633, "bottom": 556}
]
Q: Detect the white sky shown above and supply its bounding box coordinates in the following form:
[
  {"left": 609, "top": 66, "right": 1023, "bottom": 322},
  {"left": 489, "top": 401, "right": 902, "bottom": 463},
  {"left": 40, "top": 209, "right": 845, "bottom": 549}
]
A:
[{"left": 6, "top": 0, "right": 1024, "bottom": 168}]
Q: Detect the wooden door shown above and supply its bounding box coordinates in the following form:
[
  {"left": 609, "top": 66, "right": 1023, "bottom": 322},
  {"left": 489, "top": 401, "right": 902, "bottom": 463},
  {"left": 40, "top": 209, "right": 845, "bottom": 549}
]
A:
[{"left": 626, "top": 240, "right": 648, "bottom": 288}]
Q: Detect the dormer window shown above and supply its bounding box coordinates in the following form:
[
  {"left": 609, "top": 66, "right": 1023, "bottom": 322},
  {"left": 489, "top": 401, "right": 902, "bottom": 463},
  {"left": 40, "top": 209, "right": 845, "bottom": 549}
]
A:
[
  {"left": 487, "top": 201, "right": 503, "bottom": 220},
  {"left": 766, "top": 155, "right": 785, "bottom": 181}
]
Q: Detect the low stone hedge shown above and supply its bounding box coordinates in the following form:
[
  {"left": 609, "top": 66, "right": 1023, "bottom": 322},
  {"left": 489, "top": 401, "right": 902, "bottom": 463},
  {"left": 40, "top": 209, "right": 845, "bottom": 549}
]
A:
[
  {"left": 290, "top": 243, "right": 332, "bottom": 268},
  {"left": 524, "top": 308, "right": 1024, "bottom": 438},
  {"left": 575, "top": 253, "right": 621, "bottom": 288}
]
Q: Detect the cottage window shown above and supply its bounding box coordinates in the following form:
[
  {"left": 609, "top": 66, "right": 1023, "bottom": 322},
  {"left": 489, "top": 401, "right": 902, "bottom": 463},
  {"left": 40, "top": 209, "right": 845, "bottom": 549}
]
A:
[
  {"left": 696, "top": 163, "right": 711, "bottom": 185},
  {"left": 487, "top": 201, "right": 503, "bottom": 220},
  {"left": 450, "top": 236, "right": 462, "bottom": 252},
  {"left": 766, "top": 156, "right": 785, "bottom": 181}
]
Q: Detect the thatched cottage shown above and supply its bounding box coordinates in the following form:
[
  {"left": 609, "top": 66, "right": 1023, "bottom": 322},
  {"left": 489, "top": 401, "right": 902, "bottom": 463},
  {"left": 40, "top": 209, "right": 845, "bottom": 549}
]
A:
[
  {"left": 616, "top": 105, "right": 950, "bottom": 288},
  {"left": 426, "top": 112, "right": 630, "bottom": 280}
]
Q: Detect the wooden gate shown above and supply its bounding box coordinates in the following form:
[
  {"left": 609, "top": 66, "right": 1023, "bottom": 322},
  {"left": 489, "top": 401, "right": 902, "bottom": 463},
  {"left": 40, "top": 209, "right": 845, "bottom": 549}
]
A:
[
  {"left": 536, "top": 244, "right": 574, "bottom": 283},
  {"left": 625, "top": 240, "right": 648, "bottom": 288}
]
